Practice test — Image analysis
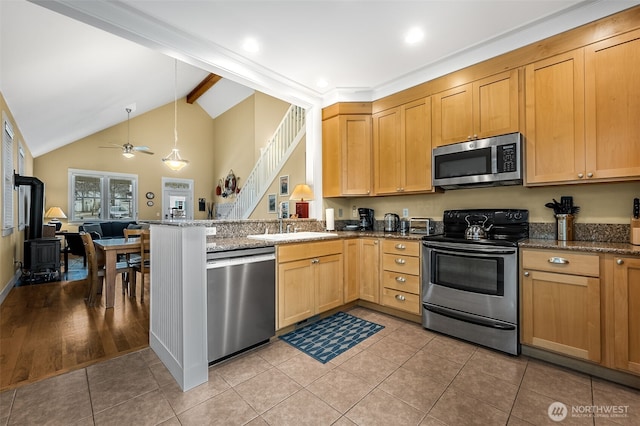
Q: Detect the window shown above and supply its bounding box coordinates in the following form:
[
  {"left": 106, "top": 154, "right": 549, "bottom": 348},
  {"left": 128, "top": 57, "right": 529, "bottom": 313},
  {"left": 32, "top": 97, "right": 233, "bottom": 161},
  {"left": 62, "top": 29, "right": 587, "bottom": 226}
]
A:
[
  {"left": 3, "top": 112, "right": 15, "bottom": 236},
  {"left": 68, "top": 169, "right": 138, "bottom": 222}
]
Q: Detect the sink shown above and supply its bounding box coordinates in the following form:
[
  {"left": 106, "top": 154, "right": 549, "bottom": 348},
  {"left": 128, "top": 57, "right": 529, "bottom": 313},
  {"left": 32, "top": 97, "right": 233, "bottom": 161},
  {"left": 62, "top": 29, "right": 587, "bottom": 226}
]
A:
[{"left": 246, "top": 231, "right": 338, "bottom": 242}]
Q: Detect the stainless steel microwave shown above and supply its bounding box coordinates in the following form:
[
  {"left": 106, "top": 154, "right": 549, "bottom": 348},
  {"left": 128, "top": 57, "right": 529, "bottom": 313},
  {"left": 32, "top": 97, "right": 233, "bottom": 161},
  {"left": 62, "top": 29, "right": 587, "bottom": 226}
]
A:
[{"left": 432, "top": 132, "right": 522, "bottom": 189}]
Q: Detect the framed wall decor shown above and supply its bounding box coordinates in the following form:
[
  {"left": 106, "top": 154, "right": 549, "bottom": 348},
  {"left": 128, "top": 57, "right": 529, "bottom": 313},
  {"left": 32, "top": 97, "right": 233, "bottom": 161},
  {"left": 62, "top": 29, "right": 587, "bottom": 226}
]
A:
[
  {"left": 280, "top": 201, "right": 289, "bottom": 219},
  {"left": 279, "top": 175, "right": 289, "bottom": 196},
  {"left": 267, "top": 194, "right": 277, "bottom": 213}
]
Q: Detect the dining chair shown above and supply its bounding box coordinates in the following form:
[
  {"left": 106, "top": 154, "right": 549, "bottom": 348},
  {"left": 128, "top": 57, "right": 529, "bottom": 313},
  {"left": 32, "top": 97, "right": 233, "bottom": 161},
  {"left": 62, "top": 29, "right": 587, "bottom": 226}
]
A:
[
  {"left": 80, "top": 232, "right": 132, "bottom": 306},
  {"left": 80, "top": 232, "right": 102, "bottom": 306},
  {"left": 125, "top": 229, "right": 150, "bottom": 302}
]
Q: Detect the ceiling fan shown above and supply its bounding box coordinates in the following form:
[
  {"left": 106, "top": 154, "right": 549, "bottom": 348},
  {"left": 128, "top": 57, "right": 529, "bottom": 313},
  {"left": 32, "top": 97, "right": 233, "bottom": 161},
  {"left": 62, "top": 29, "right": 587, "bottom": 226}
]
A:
[{"left": 99, "top": 108, "right": 154, "bottom": 157}]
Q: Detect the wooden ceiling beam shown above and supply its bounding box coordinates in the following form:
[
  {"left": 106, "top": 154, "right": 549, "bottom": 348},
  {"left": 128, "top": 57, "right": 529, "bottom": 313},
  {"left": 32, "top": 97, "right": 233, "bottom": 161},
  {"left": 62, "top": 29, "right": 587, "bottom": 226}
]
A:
[{"left": 186, "top": 73, "right": 223, "bottom": 104}]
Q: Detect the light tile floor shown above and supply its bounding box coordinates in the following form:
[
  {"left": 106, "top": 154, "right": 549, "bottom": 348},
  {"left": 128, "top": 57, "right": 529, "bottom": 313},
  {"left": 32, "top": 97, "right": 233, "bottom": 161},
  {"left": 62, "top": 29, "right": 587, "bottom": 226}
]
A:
[{"left": 1, "top": 307, "right": 639, "bottom": 425}]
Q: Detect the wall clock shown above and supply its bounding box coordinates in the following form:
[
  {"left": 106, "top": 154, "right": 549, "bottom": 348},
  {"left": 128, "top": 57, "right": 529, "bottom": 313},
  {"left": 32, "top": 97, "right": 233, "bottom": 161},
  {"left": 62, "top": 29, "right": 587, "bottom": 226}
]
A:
[
  {"left": 146, "top": 192, "right": 155, "bottom": 199},
  {"left": 147, "top": 200, "right": 154, "bottom": 207}
]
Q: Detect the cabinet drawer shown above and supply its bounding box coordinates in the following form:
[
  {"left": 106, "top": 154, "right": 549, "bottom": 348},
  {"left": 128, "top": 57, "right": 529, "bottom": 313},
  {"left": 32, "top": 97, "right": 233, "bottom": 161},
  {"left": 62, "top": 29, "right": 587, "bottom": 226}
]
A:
[
  {"left": 522, "top": 249, "right": 599, "bottom": 277},
  {"left": 382, "top": 253, "right": 420, "bottom": 274},
  {"left": 278, "top": 240, "right": 342, "bottom": 263},
  {"left": 382, "top": 270, "right": 420, "bottom": 294},
  {"left": 382, "top": 239, "right": 420, "bottom": 256},
  {"left": 381, "top": 288, "right": 421, "bottom": 315}
]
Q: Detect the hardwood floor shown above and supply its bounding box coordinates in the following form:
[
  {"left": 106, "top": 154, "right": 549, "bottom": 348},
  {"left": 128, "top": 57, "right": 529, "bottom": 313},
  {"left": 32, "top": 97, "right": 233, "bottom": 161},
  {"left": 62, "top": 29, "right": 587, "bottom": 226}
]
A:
[{"left": 0, "top": 263, "right": 149, "bottom": 391}]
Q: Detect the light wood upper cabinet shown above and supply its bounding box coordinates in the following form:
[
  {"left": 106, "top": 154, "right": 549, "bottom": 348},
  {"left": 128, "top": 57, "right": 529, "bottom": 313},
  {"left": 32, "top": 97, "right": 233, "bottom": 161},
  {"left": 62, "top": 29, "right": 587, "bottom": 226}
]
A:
[
  {"left": 525, "top": 50, "right": 585, "bottom": 184},
  {"left": 372, "top": 98, "right": 432, "bottom": 195},
  {"left": 432, "top": 69, "right": 519, "bottom": 147},
  {"left": 521, "top": 249, "right": 601, "bottom": 362},
  {"left": 585, "top": 29, "right": 640, "bottom": 181},
  {"left": 322, "top": 103, "right": 372, "bottom": 197},
  {"left": 525, "top": 30, "right": 640, "bottom": 185},
  {"left": 612, "top": 256, "right": 640, "bottom": 374}
]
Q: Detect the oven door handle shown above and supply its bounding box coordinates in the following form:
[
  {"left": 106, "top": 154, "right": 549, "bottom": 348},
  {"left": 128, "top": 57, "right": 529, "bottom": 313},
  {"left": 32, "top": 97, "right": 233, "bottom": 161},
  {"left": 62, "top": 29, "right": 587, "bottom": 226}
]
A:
[
  {"left": 427, "top": 245, "right": 517, "bottom": 257},
  {"left": 424, "top": 304, "right": 516, "bottom": 330}
]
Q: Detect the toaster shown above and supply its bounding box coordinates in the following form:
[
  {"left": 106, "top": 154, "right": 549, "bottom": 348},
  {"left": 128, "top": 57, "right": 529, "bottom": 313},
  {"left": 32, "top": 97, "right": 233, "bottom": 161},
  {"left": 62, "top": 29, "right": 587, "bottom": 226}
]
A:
[{"left": 409, "top": 218, "right": 432, "bottom": 235}]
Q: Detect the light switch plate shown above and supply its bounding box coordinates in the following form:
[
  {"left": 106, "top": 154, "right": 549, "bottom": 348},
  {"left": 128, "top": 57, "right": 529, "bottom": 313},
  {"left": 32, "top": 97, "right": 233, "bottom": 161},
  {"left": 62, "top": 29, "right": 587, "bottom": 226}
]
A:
[{"left": 403, "top": 208, "right": 409, "bottom": 217}]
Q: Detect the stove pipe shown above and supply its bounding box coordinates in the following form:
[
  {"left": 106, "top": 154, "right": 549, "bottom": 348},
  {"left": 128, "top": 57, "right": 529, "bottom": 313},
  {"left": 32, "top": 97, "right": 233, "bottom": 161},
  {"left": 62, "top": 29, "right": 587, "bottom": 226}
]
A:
[{"left": 14, "top": 173, "right": 45, "bottom": 239}]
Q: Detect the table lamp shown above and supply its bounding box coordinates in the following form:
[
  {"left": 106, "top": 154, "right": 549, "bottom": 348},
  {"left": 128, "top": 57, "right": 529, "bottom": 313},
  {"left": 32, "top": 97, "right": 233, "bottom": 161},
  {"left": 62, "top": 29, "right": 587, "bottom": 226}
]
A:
[
  {"left": 45, "top": 206, "right": 66, "bottom": 231},
  {"left": 289, "top": 184, "right": 314, "bottom": 218}
]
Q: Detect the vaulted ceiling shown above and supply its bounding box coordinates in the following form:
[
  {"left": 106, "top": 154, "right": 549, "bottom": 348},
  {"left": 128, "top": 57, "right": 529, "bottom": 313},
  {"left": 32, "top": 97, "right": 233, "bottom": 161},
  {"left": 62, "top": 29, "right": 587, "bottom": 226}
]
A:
[{"left": 1, "top": 0, "right": 638, "bottom": 157}]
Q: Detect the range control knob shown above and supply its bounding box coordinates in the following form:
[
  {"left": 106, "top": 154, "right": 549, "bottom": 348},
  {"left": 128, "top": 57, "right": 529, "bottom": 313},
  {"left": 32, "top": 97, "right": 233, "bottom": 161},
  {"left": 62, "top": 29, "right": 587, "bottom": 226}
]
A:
[{"left": 514, "top": 212, "right": 522, "bottom": 220}]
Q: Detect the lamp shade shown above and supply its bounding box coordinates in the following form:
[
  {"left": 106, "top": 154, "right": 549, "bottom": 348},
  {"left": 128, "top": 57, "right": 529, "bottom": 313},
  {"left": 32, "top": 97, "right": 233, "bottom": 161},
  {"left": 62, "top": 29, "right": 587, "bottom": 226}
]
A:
[
  {"left": 289, "top": 184, "right": 314, "bottom": 201},
  {"left": 45, "top": 207, "right": 66, "bottom": 219}
]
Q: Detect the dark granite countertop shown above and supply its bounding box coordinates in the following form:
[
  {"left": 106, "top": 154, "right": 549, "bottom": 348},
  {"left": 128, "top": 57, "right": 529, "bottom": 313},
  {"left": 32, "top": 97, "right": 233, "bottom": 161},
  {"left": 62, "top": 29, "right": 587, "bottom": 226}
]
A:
[{"left": 520, "top": 239, "right": 640, "bottom": 256}]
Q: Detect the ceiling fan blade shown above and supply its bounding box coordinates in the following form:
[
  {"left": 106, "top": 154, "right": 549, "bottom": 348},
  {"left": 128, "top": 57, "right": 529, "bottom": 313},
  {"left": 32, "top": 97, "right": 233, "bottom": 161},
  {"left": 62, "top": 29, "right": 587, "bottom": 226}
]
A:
[
  {"left": 132, "top": 145, "right": 151, "bottom": 151},
  {"left": 98, "top": 145, "right": 123, "bottom": 149},
  {"left": 138, "top": 150, "right": 154, "bottom": 155}
]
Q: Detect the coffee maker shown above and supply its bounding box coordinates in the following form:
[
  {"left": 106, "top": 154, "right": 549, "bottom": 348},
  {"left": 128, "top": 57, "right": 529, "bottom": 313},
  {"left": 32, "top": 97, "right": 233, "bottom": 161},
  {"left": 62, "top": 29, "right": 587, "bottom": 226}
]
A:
[{"left": 358, "top": 208, "right": 374, "bottom": 231}]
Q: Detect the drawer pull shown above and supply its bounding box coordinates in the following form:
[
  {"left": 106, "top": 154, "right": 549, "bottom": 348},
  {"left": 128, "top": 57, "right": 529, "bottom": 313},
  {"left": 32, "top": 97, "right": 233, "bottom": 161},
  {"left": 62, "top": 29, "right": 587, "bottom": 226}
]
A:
[
  {"left": 617, "top": 259, "right": 624, "bottom": 265},
  {"left": 395, "top": 276, "right": 406, "bottom": 283},
  {"left": 395, "top": 258, "right": 406, "bottom": 265},
  {"left": 524, "top": 271, "right": 530, "bottom": 277},
  {"left": 395, "top": 244, "right": 406, "bottom": 250},
  {"left": 548, "top": 257, "right": 569, "bottom": 264},
  {"left": 311, "top": 258, "right": 319, "bottom": 264},
  {"left": 395, "top": 294, "right": 406, "bottom": 301}
]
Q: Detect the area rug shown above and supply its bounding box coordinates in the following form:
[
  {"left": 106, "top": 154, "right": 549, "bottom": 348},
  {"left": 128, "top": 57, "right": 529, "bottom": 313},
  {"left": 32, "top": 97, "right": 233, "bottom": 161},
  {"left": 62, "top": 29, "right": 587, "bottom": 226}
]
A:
[{"left": 279, "top": 311, "right": 384, "bottom": 363}]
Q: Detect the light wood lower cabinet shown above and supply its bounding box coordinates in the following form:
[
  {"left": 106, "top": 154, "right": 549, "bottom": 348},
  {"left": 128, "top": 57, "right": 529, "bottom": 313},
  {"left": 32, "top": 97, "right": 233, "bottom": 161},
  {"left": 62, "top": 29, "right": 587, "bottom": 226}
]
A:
[
  {"left": 277, "top": 240, "right": 343, "bottom": 329},
  {"left": 380, "top": 239, "right": 421, "bottom": 315},
  {"left": 521, "top": 249, "right": 601, "bottom": 362},
  {"left": 359, "top": 238, "right": 380, "bottom": 304},
  {"left": 612, "top": 256, "right": 640, "bottom": 374}
]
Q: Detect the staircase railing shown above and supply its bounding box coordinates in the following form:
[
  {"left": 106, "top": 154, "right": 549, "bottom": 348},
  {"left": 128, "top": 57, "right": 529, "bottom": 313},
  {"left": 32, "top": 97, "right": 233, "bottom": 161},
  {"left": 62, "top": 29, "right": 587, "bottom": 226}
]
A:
[{"left": 220, "top": 104, "right": 306, "bottom": 220}]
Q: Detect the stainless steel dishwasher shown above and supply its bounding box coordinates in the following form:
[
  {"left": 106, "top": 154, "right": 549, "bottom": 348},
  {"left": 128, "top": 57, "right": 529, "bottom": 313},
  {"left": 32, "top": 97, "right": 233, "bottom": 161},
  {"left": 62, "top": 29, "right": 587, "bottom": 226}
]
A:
[{"left": 206, "top": 246, "right": 276, "bottom": 364}]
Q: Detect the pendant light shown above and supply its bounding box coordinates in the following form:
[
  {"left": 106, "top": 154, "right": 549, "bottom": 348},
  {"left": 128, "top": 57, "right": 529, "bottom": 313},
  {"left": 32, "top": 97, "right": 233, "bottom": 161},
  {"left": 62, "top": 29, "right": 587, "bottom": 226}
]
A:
[{"left": 162, "top": 59, "right": 189, "bottom": 171}]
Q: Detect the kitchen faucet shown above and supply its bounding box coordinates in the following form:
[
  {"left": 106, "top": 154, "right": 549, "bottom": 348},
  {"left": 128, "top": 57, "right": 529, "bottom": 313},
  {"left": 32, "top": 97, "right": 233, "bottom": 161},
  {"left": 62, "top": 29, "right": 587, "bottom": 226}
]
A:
[{"left": 279, "top": 216, "right": 283, "bottom": 233}]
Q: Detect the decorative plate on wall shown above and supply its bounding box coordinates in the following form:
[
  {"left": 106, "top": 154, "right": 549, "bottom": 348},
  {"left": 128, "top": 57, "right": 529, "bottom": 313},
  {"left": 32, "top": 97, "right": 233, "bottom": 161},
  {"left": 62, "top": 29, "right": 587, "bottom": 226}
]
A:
[
  {"left": 146, "top": 192, "right": 155, "bottom": 199},
  {"left": 147, "top": 200, "right": 154, "bottom": 206}
]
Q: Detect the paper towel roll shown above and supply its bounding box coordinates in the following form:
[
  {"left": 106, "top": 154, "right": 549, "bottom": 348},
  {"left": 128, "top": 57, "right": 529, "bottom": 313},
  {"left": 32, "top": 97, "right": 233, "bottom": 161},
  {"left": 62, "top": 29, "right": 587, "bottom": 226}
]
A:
[{"left": 326, "top": 208, "right": 335, "bottom": 231}]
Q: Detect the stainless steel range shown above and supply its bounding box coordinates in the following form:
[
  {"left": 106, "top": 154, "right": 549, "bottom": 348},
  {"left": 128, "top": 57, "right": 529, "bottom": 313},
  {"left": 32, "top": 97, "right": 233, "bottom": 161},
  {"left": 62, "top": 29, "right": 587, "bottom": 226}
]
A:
[{"left": 422, "top": 209, "right": 529, "bottom": 355}]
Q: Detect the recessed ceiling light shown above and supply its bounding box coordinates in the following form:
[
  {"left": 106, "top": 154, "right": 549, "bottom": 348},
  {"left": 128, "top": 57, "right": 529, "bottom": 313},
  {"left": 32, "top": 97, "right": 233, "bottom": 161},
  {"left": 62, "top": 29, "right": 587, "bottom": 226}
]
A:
[
  {"left": 316, "top": 79, "right": 328, "bottom": 88},
  {"left": 243, "top": 37, "right": 259, "bottom": 53},
  {"left": 405, "top": 27, "right": 424, "bottom": 45}
]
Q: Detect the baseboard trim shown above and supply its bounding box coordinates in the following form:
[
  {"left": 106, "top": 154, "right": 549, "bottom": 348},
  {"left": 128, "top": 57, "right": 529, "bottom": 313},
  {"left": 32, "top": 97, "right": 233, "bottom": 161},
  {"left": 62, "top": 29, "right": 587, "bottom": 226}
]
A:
[
  {"left": 522, "top": 345, "right": 640, "bottom": 390},
  {"left": 0, "top": 269, "right": 20, "bottom": 305}
]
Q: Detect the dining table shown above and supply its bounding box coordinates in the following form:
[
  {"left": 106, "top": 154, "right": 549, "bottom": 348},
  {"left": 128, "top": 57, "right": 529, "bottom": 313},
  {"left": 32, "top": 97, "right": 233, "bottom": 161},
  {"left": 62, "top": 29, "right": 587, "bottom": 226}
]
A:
[{"left": 93, "top": 237, "right": 141, "bottom": 309}]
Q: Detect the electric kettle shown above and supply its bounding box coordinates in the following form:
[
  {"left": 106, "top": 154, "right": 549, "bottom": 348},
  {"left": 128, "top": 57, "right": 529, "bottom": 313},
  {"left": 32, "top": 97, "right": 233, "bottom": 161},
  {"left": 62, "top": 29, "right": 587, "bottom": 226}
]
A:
[{"left": 384, "top": 213, "right": 400, "bottom": 232}]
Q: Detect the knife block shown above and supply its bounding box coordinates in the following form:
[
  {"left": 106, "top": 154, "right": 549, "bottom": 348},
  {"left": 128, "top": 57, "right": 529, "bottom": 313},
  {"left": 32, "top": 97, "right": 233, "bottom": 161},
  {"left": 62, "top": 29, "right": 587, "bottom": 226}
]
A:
[{"left": 631, "top": 218, "right": 640, "bottom": 245}]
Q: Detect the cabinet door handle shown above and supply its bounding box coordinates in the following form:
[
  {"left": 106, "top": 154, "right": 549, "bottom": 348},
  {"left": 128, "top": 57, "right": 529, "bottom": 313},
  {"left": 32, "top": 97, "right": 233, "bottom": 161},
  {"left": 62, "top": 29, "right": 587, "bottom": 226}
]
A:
[
  {"left": 311, "top": 258, "right": 319, "bottom": 264},
  {"left": 395, "top": 258, "right": 406, "bottom": 265},
  {"left": 395, "top": 244, "right": 406, "bottom": 250},
  {"left": 617, "top": 259, "right": 624, "bottom": 265},
  {"left": 587, "top": 172, "right": 593, "bottom": 178},
  {"left": 548, "top": 257, "right": 569, "bottom": 264},
  {"left": 578, "top": 173, "right": 584, "bottom": 179},
  {"left": 395, "top": 276, "right": 406, "bottom": 283},
  {"left": 524, "top": 271, "right": 530, "bottom": 277},
  {"left": 395, "top": 294, "right": 406, "bottom": 301}
]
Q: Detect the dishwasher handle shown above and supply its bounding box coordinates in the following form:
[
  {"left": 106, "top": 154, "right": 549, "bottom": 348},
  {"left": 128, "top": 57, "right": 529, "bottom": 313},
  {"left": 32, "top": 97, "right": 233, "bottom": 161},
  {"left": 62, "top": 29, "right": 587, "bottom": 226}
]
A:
[{"left": 207, "top": 253, "right": 275, "bottom": 269}]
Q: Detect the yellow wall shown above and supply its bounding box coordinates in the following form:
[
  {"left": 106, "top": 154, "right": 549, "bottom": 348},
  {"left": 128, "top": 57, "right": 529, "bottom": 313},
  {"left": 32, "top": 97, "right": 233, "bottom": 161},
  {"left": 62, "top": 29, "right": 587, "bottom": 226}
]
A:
[
  {"left": 1, "top": 92, "right": 35, "bottom": 296},
  {"left": 324, "top": 181, "right": 640, "bottom": 224},
  {"left": 34, "top": 98, "right": 216, "bottom": 225}
]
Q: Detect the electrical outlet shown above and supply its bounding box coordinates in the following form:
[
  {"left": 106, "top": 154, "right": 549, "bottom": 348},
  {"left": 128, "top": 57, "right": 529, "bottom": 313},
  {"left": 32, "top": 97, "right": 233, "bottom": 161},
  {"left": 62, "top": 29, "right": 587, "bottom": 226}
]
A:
[
  {"left": 403, "top": 208, "right": 409, "bottom": 218},
  {"left": 338, "top": 208, "right": 343, "bottom": 217},
  {"left": 205, "top": 227, "right": 217, "bottom": 236},
  {"left": 352, "top": 206, "right": 358, "bottom": 218}
]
